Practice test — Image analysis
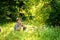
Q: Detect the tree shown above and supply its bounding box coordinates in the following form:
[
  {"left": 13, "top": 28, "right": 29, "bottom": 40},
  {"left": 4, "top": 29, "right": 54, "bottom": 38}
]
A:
[
  {"left": 46, "top": 0, "right": 60, "bottom": 26},
  {"left": 0, "top": 0, "right": 25, "bottom": 21}
]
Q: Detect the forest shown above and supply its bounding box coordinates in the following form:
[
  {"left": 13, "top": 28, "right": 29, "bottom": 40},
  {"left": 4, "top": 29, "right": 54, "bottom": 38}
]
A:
[{"left": 0, "top": 0, "right": 60, "bottom": 40}]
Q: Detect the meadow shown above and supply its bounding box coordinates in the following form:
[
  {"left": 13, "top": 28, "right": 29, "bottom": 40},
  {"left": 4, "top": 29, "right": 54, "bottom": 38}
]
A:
[{"left": 0, "top": 22, "right": 60, "bottom": 40}]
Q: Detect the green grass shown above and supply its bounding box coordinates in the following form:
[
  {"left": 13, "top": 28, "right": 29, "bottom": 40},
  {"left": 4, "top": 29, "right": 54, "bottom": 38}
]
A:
[
  {"left": 0, "top": 22, "right": 60, "bottom": 40},
  {"left": 38, "top": 27, "right": 60, "bottom": 40}
]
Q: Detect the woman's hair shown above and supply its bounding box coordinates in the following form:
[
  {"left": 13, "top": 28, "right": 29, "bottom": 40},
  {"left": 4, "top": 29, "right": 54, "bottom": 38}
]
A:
[{"left": 16, "top": 18, "right": 22, "bottom": 21}]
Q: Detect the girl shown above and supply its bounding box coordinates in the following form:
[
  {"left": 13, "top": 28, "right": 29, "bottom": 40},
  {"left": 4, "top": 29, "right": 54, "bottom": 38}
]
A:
[{"left": 14, "top": 18, "right": 26, "bottom": 31}]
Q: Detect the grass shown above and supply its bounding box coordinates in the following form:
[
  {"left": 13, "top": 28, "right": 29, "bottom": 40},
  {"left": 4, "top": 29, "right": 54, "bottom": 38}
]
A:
[
  {"left": 38, "top": 26, "right": 60, "bottom": 40},
  {"left": 0, "top": 22, "right": 60, "bottom": 40}
]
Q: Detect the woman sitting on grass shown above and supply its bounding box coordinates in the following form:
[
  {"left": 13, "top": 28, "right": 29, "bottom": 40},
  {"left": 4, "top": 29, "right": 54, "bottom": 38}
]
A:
[{"left": 14, "top": 18, "right": 26, "bottom": 31}]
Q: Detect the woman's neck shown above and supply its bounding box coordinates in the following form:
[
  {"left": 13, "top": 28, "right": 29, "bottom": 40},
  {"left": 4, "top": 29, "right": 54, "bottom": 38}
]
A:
[{"left": 17, "top": 23, "right": 22, "bottom": 26}]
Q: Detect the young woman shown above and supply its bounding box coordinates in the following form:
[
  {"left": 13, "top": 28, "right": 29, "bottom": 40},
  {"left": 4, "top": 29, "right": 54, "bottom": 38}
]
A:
[{"left": 14, "top": 18, "right": 26, "bottom": 31}]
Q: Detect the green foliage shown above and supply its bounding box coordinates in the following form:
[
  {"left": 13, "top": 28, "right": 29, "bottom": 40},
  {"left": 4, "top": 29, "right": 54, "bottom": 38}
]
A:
[
  {"left": 46, "top": 0, "right": 60, "bottom": 26},
  {"left": 0, "top": 0, "right": 25, "bottom": 21},
  {"left": 0, "top": 0, "right": 60, "bottom": 40},
  {"left": 0, "top": 0, "right": 60, "bottom": 26}
]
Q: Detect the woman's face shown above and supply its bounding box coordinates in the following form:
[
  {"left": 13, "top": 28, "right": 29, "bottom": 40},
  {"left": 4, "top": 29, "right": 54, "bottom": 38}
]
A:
[{"left": 17, "top": 20, "right": 22, "bottom": 24}]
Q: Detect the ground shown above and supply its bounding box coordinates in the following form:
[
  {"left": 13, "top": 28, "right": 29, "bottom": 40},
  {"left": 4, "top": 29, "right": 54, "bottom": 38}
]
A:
[{"left": 0, "top": 22, "right": 60, "bottom": 40}]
